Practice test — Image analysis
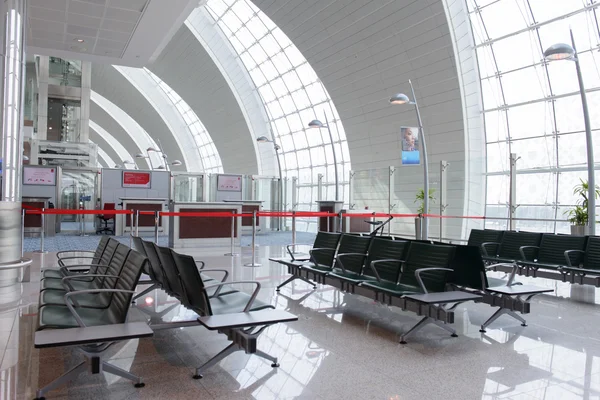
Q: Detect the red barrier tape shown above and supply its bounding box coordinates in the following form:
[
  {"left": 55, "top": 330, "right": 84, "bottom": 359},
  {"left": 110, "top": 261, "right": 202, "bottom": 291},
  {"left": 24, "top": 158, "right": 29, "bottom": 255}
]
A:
[
  {"left": 161, "top": 212, "right": 247, "bottom": 218},
  {"left": 22, "top": 207, "right": 485, "bottom": 220},
  {"left": 423, "top": 214, "right": 485, "bottom": 219},
  {"left": 25, "top": 209, "right": 133, "bottom": 215}
]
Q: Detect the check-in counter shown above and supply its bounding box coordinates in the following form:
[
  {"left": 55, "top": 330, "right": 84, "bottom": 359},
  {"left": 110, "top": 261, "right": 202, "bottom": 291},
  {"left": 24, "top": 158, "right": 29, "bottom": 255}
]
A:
[
  {"left": 115, "top": 197, "right": 169, "bottom": 236},
  {"left": 23, "top": 196, "right": 55, "bottom": 238},
  {"left": 224, "top": 199, "right": 263, "bottom": 232},
  {"left": 168, "top": 202, "right": 243, "bottom": 248}
]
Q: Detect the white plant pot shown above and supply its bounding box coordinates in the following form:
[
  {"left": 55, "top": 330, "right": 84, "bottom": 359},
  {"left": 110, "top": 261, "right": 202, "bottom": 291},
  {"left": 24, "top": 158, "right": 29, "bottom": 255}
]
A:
[{"left": 570, "top": 225, "right": 590, "bottom": 236}]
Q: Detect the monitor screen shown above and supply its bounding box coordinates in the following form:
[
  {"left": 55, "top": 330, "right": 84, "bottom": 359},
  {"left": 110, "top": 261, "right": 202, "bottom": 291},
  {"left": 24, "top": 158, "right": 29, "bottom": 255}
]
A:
[{"left": 23, "top": 167, "right": 56, "bottom": 186}]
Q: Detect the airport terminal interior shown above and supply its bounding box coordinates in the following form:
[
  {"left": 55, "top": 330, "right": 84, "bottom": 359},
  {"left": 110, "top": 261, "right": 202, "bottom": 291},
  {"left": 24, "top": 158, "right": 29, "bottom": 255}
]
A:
[{"left": 2, "top": 0, "right": 600, "bottom": 399}]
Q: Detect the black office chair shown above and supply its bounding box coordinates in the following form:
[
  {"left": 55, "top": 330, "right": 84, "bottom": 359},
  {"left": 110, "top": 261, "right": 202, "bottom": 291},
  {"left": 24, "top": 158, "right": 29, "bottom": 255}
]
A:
[{"left": 96, "top": 203, "right": 115, "bottom": 235}]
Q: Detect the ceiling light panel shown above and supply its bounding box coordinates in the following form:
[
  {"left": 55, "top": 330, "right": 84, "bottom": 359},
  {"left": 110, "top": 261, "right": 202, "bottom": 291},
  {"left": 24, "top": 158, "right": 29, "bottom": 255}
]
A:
[{"left": 27, "top": 0, "right": 148, "bottom": 61}]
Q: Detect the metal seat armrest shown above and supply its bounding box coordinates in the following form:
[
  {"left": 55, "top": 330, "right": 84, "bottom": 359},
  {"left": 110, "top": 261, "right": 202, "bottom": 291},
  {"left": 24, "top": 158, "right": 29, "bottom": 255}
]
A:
[
  {"left": 564, "top": 249, "right": 585, "bottom": 268},
  {"left": 64, "top": 289, "right": 136, "bottom": 327},
  {"left": 202, "top": 280, "right": 262, "bottom": 312},
  {"left": 335, "top": 253, "right": 367, "bottom": 273},
  {"left": 414, "top": 268, "right": 453, "bottom": 294},
  {"left": 369, "top": 259, "right": 404, "bottom": 282},
  {"left": 56, "top": 250, "right": 95, "bottom": 259},
  {"left": 57, "top": 264, "right": 110, "bottom": 281},
  {"left": 194, "top": 260, "right": 206, "bottom": 270},
  {"left": 58, "top": 256, "right": 98, "bottom": 267},
  {"left": 286, "top": 243, "right": 311, "bottom": 259},
  {"left": 59, "top": 263, "right": 110, "bottom": 274},
  {"left": 309, "top": 248, "right": 336, "bottom": 266},
  {"left": 61, "top": 274, "right": 120, "bottom": 291},
  {"left": 199, "top": 269, "right": 229, "bottom": 296},
  {"left": 519, "top": 245, "right": 540, "bottom": 261},
  {"left": 480, "top": 242, "right": 500, "bottom": 257}
]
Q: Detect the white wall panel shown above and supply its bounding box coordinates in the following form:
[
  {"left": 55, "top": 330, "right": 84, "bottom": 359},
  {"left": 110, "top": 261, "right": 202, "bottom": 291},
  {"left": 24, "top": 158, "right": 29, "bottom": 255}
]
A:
[
  {"left": 251, "top": 0, "right": 477, "bottom": 239},
  {"left": 149, "top": 25, "right": 259, "bottom": 175}
]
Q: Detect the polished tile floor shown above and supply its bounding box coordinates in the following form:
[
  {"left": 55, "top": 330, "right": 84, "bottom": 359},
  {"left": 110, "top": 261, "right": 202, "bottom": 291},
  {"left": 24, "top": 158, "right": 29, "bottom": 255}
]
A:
[{"left": 2, "top": 244, "right": 600, "bottom": 399}]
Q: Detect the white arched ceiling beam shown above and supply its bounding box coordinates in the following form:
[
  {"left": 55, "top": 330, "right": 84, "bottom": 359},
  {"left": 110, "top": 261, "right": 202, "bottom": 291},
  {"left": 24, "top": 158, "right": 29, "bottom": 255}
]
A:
[
  {"left": 148, "top": 24, "right": 259, "bottom": 174},
  {"left": 96, "top": 147, "right": 114, "bottom": 169},
  {"left": 89, "top": 120, "right": 138, "bottom": 169},
  {"left": 89, "top": 130, "right": 121, "bottom": 168},
  {"left": 186, "top": 9, "right": 275, "bottom": 177},
  {"left": 250, "top": 0, "right": 470, "bottom": 238},
  {"left": 90, "top": 65, "right": 188, "bottom": 172},
  {"left": 91, "top": 91, "right": 164, "bottom": 170},
  {"left": 89, "top": 101, "right": 152, "bottom": 169},
  {"left": 114, "top": 65, "right": 223, "bottom": 173}
]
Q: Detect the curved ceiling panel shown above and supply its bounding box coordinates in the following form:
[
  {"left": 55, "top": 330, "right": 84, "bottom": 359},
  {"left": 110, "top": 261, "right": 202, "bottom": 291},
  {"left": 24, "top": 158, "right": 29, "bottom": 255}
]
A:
[
  {"left": 96, "top": 147, "right": 115, "bottom": 168},
  {"left": 89, "top": 120, "right": 137, "bottom": 168},
  {"left": 148, "top": 24, "right": 260, "bottom": 174},
  {"left": 91, "top": 64, "right": 187, "bottom": 171},
  {"left": 89, "top": 102, "right": 152, "bottom": 169}
]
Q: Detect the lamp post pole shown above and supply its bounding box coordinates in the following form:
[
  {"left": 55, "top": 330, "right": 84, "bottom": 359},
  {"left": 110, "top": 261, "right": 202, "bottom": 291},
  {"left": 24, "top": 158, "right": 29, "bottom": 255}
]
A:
[
  {"left": 323, "top": 112, "right": 340, "bottom": 201},
  {"left": 570, "top": 30, "right": 595, "bottom": 235},
  {"left": 272, "top": 139, "right": 283, "bottom": 231},
  {"left": 408, "top": 80, "right": 430, "bottom": 240}
]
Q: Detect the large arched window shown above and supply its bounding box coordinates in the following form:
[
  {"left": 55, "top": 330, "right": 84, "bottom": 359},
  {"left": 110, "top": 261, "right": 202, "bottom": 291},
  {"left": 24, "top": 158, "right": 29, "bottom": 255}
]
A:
[
  {"left": 204, "top": 0, "right": 351, "bottom": 230},
  {"left": 144, "top": 68, "right": 224, "bottom": 173},
  {"left": 467, "top": 0, "right": 600, "bottom": 233}
]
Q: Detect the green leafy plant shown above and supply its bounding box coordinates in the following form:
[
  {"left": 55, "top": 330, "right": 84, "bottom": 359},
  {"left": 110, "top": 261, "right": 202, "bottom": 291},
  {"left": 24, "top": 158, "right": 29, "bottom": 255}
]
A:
[
  {"left": 414, "top": 188, "right": 436, "bottom": 214},
  {"left": 564, "top": 179, "right": 600, "bottom": 225}
]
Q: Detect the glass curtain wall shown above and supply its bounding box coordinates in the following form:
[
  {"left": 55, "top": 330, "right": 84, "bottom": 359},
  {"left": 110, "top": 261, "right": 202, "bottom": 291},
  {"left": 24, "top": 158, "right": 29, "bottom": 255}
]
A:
[
  {"left": 144, "top": 69, "right": 224, "bottom": 174},
  {"left": 467, "top": 0, "right": 600, "bottom": 233},
  {"left": 204, "top": 0, "right": 351, "bottom": 231}
]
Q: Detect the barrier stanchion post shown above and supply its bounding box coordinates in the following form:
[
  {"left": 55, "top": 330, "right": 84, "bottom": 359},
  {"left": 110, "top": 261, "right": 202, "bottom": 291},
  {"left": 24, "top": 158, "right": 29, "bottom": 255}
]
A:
[
  {"left": 338, "top": 210, "right": 343, "bottom": 232},
  {"left": 129, "top": 212, "right": 133, "bottom": 247},
  {"left": 244, "top": 210, "right": 261, "bottom": 267},
  {"left": 225, "top": 210, "right": 239, "bottom": 256},
  {"left": 154, "top": 211, "right": 159, "bottom": 244},
  {"left": 292, "top": 211, "right": 296, "bottom": 249},
  {"left": 21, "top": 209, "right": 25, "bottom": 257},
  {"left": 135, "top": 210, "right": 140, "bottom": 237},
  {"left": 34, "top": 208, "right": 47, "bottom": 254}
]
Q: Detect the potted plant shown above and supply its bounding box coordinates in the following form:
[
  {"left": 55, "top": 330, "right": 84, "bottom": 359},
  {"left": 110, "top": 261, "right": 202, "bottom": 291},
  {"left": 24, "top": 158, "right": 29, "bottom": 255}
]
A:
[
  {"left": 414, "top": 188, "right": 436, "bottom": 214},
  {"left": 414, "top": 188, "right": 436, "bottom": 239},
  {"left": 565, "top": 179, "right": 600, "bottom": 236}
]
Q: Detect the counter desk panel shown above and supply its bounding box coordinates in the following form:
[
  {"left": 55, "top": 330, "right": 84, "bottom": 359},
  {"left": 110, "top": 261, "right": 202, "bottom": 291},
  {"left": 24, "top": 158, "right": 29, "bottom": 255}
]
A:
[{"left": 169, "top": 202, "right": 243, "bottom": 248}]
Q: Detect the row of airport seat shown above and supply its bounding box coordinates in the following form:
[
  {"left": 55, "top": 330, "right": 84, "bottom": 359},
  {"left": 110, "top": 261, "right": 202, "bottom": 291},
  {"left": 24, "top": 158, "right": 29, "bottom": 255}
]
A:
[
  {"left": 467, "top": 229, "right": 600, "bottom": 285},
  {"left": 33, "top": 237, "right": 296, "bottom": 400},
  {"left": 270, "top": 232, "right": 552, "bottom": 342}
]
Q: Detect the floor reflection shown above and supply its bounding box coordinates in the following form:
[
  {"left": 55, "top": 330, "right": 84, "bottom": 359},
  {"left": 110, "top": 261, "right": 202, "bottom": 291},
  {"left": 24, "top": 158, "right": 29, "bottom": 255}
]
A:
[{"left": 2, "top": 248, "right": 600, "bottom": 399}]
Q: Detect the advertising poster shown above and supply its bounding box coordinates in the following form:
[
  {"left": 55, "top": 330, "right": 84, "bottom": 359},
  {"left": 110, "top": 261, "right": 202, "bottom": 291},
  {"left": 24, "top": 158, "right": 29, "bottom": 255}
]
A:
[
  {"left": 122, "top": 171, "right": 151, "bottom": 188},
  {"left": 401, "top": 126, "right": 420, "bottom": 165}
]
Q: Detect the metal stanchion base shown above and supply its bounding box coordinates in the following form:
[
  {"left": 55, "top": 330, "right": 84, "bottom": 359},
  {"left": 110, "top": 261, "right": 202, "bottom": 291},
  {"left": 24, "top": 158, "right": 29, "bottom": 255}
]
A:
[
  {"left": 244, "top": 262, "right": 262, "bottom": 267},
  {"left": 225, "top": 253, "right": 240, "bottom": 256},
  {"left": 33, "top": 250, "right": 48, "bottom": 254}
]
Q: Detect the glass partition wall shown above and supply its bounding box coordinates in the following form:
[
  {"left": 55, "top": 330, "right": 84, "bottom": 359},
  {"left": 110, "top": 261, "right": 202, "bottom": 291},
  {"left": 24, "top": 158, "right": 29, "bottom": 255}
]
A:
[{"left": 467, "top": 0, "right": 600, "bottom": 233}]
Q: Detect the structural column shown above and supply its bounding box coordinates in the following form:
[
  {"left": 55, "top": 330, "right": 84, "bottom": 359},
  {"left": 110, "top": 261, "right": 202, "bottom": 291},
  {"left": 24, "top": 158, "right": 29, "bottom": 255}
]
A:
[{"left": 0, "top": 0, "right": 27, "bottom": 277}]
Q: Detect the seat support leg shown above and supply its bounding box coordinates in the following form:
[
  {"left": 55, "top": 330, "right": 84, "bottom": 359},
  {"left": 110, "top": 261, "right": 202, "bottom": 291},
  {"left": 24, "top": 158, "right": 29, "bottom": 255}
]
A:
[
  {"left": 35, "top": 361, "right": 87, "bottom": 399},
  {"left": 194, "top": 343, "right": 239, "bottom": 379},
  {"left": 276, "top": 275, "right": 316, "bottom": 291},
  {"left": 254, "top": 349, "right": 279, "bottom": 367},
  {"left": 400, "top": 316, "right": 457, "bottom": 344},
  {"left": 480, "top": 308, "right": 527, "bottom": 332},
  {"left": 102, "top": 361, "right": 144, "bottom": 387},
  {"left": 132, "top": 284, "right": 159, "bottom": 302}
]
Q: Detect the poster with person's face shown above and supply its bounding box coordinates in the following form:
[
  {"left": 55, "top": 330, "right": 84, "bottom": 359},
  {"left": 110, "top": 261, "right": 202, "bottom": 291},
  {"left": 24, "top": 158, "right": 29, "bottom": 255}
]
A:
[{"left": 401, "top": 126, "right": 420, "bottom": 165}]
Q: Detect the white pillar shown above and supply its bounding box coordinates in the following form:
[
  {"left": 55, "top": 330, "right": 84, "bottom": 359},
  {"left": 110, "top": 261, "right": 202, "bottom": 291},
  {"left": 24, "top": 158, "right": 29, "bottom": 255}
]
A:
[{"left": 0, "top": 0, "right": 27, "bottom": 281}]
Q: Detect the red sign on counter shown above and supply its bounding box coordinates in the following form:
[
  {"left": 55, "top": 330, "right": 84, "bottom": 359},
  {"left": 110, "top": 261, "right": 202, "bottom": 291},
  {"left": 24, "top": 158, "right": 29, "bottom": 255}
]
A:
[{"left": 122, "top": 171, "right": 151, "bottom": 188}]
